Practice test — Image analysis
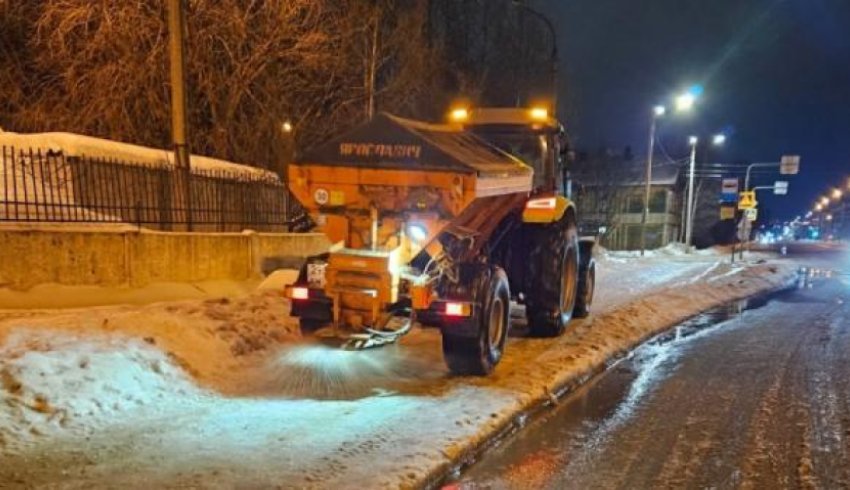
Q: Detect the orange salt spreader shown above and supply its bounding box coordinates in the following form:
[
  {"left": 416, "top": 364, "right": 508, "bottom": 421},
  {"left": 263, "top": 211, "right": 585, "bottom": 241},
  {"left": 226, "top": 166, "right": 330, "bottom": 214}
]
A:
[{"left": 285, "top": 109, "right": 595, "bottom": 375}]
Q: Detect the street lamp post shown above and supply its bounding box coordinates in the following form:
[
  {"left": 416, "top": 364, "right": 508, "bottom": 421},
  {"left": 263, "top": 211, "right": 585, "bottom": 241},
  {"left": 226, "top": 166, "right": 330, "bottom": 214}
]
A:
[
  {"left": 512, "top": 1, "right": 558, "bottom": 108},
  {"left": 685, "top": 136, "right": 698, "bottom": 251},
  {"left": 167, "top": 0, "right": 192, "bottom": 230},
  {"left": 640, "top": 105, "right": 666, "bottom": 256}
]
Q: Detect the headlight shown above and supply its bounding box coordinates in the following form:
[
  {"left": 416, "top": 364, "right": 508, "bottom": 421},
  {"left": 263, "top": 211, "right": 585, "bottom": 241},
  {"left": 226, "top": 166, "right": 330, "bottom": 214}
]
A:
[{"left": 407, "top": 224, "right": 428, "bottom": 243}]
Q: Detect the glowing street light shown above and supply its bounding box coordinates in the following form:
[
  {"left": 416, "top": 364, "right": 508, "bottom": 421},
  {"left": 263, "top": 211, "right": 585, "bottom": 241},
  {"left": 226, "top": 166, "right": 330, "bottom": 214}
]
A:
[
  {"left": 644, "top": 85, "right": 702, "bottom": 255},
  {"left": 832, "top": 188, "right": 843, "bottom": 200},
  {"left": 712, "top": 134, "right": 727, "bottom": 146},
  {"left": 821, "top": 196, "right": 830, "bottom": 206},
  {"left": 815, "top": 203, "right": 824, "bottom": 212},
  {"left": 676, "top": 93, "right": 697, "bottom": 112}
]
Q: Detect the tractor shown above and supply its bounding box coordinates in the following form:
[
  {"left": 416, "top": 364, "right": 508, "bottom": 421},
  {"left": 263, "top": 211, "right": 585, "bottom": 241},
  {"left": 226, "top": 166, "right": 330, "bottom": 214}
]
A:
[{"left": 285, "top": 107, "right": 595, "bottom": 375}]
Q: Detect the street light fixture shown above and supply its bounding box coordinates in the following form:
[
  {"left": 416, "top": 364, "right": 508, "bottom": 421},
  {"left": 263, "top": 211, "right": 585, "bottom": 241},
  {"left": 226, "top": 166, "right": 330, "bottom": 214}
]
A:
[
  {"left": 641, "top": 87, "right": 701, "bottom": 255},
  {"left": 832, "top": 188, "right": 843, "bottom": 200},
  {"left": 676, "top": 93, "right": 697, "bottom": 112},
  {"left": 815, "top": 203, "right": 824, "bottom": 212},
  {"left": 712, "top": 134, "right": 727, "bottom": 146},
  {"left": 821, "top": 196, "right": 830, "bottom": 206}
]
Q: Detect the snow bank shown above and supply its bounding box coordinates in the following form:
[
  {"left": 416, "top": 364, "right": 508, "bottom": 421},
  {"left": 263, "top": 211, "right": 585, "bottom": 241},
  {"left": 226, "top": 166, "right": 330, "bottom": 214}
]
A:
[
  {"left": 0, "top": 131, "right": 276, "bottom": 178},
  {"left": 598, "top": 242, "right": 726, "bottom": 262},
  {"left": 0, "top": 290, "right": 302, "bottom": 453},
  {"left": 0, "top": 330, "right": 200, "bottom": 450}
]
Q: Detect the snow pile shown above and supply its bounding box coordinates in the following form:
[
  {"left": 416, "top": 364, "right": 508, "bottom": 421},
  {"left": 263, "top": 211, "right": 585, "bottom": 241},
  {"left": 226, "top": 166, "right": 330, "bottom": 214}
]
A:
[
  {"left": 0, "top": 330, "right": 200, "bottom": 451},
  {"left": 598, "top": 242, "right": 725, "bottom": 261},
  {"left": 0, "top": 288, "right": 303, "bottom": 451}
]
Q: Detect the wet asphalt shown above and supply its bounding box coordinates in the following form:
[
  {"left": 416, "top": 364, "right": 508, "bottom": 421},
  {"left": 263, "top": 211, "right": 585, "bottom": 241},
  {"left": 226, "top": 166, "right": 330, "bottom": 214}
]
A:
[{"left": 455, "top": 243, "right": 850, "bottom": 489}]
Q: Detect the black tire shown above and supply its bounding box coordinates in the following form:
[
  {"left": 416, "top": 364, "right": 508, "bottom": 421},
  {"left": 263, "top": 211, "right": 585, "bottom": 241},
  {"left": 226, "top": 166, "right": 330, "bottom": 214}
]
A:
[
  {"left": 526, "top": 217, "right": 580, "bottom": 337},
  {"left": 442, "top": 267, "right": 511, "bottom": 376},
  {"left": 574, "top": 259, "right": 595, "bottom": 318}
]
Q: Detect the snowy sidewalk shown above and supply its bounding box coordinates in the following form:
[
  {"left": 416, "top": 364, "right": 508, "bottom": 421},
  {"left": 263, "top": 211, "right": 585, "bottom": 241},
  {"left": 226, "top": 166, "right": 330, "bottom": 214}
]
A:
[{"left": 0, "top": 253, "right": 796, "bottom": 488}]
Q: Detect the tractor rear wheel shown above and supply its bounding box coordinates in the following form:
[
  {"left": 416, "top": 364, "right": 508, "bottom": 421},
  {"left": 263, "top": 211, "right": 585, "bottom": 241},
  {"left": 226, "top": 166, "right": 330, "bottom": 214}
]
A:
[
  {"left": 525, "top": 217, "right": 579, "bottom": 337},
  {"left": 442, "top": 267, "right": 511, "bottom": 376}
]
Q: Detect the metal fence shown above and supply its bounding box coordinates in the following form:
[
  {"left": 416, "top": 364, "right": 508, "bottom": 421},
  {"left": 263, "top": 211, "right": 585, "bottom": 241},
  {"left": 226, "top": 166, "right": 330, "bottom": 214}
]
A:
[{"left": 1, "top": 145, "right": 296, "bottom": 232}]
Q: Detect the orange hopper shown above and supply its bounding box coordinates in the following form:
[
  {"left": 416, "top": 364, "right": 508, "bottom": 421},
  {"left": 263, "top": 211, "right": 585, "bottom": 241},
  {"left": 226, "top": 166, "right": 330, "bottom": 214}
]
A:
[{"left": 288, "top": 113, "right": 532, "bottom": 330}]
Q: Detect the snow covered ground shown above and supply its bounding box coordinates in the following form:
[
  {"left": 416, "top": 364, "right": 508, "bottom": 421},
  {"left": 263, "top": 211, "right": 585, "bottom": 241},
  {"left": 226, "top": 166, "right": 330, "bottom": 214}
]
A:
[{"left": 0, "top": 250, "right": 796, "bottom": 488}]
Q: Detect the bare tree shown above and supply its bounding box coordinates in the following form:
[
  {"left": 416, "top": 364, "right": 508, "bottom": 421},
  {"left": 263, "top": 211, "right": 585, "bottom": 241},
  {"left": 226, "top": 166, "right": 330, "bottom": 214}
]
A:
[
  {"left": 0, "top": 0, "right": 546, "bottom": 170},
  {"left": 573, "top": 152, "right": 643, "bottom": 245}
]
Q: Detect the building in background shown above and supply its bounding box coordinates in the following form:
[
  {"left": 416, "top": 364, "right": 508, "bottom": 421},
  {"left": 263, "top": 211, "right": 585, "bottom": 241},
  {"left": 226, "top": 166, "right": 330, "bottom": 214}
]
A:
[{"left": 574, "top": 155, "right": 682, "bottom": 251}]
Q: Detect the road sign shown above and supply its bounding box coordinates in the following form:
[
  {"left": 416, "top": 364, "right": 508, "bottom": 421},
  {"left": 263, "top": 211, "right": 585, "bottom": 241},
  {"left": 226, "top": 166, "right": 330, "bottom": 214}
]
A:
[
  {"left": 738, "top": 191, "right": 757, "bottom": 210},
  {"left": 720, "top": 205, "right": 736, "bottom": 220},
  {"left": 745, "top": 208, "right": 758, "bottom": 221},
  {"left": 721, "top": 178, "right": 739, "bottom": 202},
  {"left": 774, "top": 181, "right": 789, "bottom": 195},
  {"left": 780, "top": 155, "right": 800, "bottom": 175}
]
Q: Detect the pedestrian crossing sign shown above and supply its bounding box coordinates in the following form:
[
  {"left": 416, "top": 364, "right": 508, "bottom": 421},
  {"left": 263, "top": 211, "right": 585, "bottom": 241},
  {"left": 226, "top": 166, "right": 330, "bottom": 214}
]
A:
[{"left": 738, "top": 191, "right": 757, "bottom": 210}]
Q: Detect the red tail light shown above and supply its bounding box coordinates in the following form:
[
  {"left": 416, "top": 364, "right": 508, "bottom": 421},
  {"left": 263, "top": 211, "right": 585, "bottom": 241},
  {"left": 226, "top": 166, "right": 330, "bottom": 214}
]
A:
[
  {"left": 445, "top": 302, "right": 471, "bottom": 317},
  {"left": 290, "top": 287, "right": 309, "bottom": 300}
]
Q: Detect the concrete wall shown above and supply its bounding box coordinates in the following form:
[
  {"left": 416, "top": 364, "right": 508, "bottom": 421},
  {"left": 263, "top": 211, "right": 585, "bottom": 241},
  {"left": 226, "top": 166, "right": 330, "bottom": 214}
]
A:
[{"left": 0, "top": 228, "right": 329, "bottom": 291}]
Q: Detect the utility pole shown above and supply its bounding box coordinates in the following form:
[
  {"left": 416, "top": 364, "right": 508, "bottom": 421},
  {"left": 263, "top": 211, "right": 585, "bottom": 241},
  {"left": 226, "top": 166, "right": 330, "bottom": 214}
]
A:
[
  {"left": 167, "top": 0, "right": 192, "bottom": 230},
  {"left": 366, "top": 10, "right": 379, "bottom": 120},
  {"left": 685, "top": 137, "right": 698, "bottom": 252},
  {"left": 640, "top": 106, "right": 665, "bottom": 256}
]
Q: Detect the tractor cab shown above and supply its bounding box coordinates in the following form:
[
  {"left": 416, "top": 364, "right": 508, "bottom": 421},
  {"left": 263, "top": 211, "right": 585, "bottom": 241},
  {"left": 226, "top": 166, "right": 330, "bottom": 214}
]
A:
[{"left": 449, "top": 107, "right": 568, "bottom": 197}]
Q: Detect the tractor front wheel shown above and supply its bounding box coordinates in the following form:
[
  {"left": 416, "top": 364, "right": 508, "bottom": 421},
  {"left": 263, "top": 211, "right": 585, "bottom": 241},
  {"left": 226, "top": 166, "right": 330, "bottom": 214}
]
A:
[{"left": 525, "top": 217, "right": 580, "bottom": 337}]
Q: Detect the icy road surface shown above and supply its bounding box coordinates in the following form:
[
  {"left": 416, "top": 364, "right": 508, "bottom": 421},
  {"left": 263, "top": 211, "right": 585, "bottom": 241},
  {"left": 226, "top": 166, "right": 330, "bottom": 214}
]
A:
[{"left": 459, "top": 243, "right": 850, "bottom": 489}]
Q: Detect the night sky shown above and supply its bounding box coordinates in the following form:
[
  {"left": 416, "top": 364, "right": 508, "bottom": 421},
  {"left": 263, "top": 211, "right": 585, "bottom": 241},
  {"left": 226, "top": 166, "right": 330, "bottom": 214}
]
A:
[{"left": 541, "top": 0, "right": 850, "bottom": 220}]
